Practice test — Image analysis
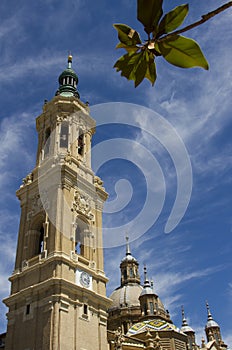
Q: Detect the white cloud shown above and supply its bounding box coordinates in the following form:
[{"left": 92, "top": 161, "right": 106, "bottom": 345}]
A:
[
  {"left": 144, "top": 9, "right": 232, "bottom": 177},
  {"left": 0, "top": 111, "right": 37, "bottom": 192}
]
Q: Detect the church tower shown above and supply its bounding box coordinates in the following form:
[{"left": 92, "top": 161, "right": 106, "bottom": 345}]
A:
[
  {"left": 3, "top": 55, "right": 111, "bottom": 350},
  {"left": 180, "top": 306, "right": 196, "bottom": 350},
  {"left": 204, "top": 302, "right": 227, "bottom": 350}
]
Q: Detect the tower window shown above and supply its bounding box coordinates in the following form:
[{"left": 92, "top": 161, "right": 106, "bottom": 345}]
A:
[
  {"left": 123, "top": 269, "right": 127, "bottom": 280},
  {"left": 75, "top": 219, "right": 90, "bottom": 258},
  {"left": 38, "top": 226, "right": 44, "bottom": 254},
  {"left": 78, "top": 130, "right": 84, "bottom": 155},
  {"left": 144, "top": 304, "right": 147, "bottom": 315},
  {"left": 149, "top": 302, "right": 154, "bottom": 315},
  {"left": 44, "top": 128, "right": 51, "bottom": 157},
  {"left": 83, "top": 304, "right": 88, "bottom": 315},
  {"left": 129, "top": 267, "right": 133, "bottom": 277},
  {"left": 60, "top": 122, "right": 69, "bottom": 148},
  {"left": 26, "top": 304, "right": 30, "bottom": 315}
]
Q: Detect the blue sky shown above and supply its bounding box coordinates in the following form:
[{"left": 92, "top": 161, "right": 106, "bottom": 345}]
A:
[{"left": 0, "top": 0, "right": 231, "bottom": 346}]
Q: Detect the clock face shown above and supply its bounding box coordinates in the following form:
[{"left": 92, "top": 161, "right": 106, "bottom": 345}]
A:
[{"left": 80, "top": 271, "right": 90, "bottom": 287}]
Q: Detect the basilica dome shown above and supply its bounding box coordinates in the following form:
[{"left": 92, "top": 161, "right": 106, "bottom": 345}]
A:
[{"left": 109, "top": 283, "right": 143, "bottom": 310}]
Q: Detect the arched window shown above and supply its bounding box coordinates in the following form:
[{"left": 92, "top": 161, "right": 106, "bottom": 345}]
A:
[
  {"left": 75, "top": 225, "right": 82, "bottom": 254},
  {"left": 149, "top": 302, "right": 154, "bottom": 315},
  {"left": 144, "top": 304, "right": 147, "bottom": 316},
  {"left": 28, "top": 216, "right": 46, "bottom": 259},
  {"left": 75, "top": 217, "right": 89, "bottom": 257},
  {"left": 60, "top": 121, "right": 69, "bottom": 148},
  {"left": 44, "top": 128, "right": 51, "bottom": 157},
  {"left": 123, "top": 269, "right": 127, "bottom": 280}
]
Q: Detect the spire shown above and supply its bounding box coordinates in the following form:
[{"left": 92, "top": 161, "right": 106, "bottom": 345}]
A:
[
  {"left": 56, "top": 54, "right": 80, "bottom": 98},
  {"left": 140, "top": 265, "right": 156, "bottom": 296},
  {"left": 206, "top": 302, "right": 213, "bottom": 321},
  {"left": 126, "top": 235, "right": 131, "bottom": 256},
  {"left": 181, "top": 306, "right": 188, "bottom": 327},
  {"left": 205, "top": 301, "right": 219, "bottom": 329},
  {"left": 121, "top": 235, "right": 137, "bottom": 263},
  {"left": 143, "top": 265, "right": 150, "bottom": 288},
  {"left": 180, "top": 306, "right": 194, "bottom": 334}
]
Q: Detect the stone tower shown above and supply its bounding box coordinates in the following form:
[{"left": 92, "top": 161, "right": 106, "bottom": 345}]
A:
[
  {"left": 180, "top": 306, "right": 196, "bottom": 350},
  {"left": 3, "top": 55, "right": 111, "bottom": 350},
  {"left": 107, "top": 238, "right": 142, "bottom": 334},
  {"left": 205, "top": 302, "right": 227, "bottom": 350}
]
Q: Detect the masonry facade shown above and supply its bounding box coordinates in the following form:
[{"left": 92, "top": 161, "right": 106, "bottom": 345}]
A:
[{"left": 3, "top": 55, "right": 110, "bottom": 350}]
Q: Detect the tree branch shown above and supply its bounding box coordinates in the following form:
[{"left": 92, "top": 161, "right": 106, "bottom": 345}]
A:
[{"left": 157, "top": 1, "right": 232, "bottom": 42}]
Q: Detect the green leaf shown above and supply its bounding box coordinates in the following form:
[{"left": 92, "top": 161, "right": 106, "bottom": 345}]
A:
[
  {"left": 134, "top": 52, "right": 147, "bottom": 87},
  {"left": 116, "top": 42, "right": 139, "bottom": 54},
  {"left": 145, "top": 51, "right": 157, "bottom": 85},
  {"left": 114, "top": 50, "right": 157, "bottom": 87},
  {"left": 114, "top": 52, "right": 143, "bottom": 80},
  {"left": 137, "top": 0, "right": 163, "bottom": 35},
  {"left": 114, "top": 53, "right": 137, "bottom": 79},
  {"left": 158, "top": 35, "right": 209, "bottom": 70},
  {"left": 113, "top": 24, "right": 142, "bottom": 47},
  {"left": 158, "top": 4, "right": 189, "bottom": 37}
]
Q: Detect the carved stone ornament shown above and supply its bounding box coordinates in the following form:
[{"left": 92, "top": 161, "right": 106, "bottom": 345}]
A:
[
  {"left": 114, "top": 327, "right": 125, "bottom": 349},
  {"left": 94, "top": 176, "right": 105, "bottom": 191},
  {"left": 72, "top": 190, "right": 94, "bottom": 220},
  {"left": 64, "top": 150, "right": 72, "bottom": 165},
  {"left": 56, "top": 114, "right": 68, "bottom": 124},
  {"left": 31, "top": 191, "right": 49, "bottom": 214},
  {"left": 21, "top": 172, "right": 33, "bottom": 187}
]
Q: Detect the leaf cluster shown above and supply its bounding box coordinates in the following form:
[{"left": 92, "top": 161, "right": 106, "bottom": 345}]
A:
[{"left": 114, "top": 0, "right": 209, "bottom": 87}]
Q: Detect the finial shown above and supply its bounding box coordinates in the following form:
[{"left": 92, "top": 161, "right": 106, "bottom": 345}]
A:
[
  {"left": 181, "top": 305, "right": 188, "bottom": 326},
  {"left": 68, "top": 52, "right": 73, "bottom": 68},
  {"left": 125, "top": 235, "right": 131, "bottom": 256},
  {"left": 206, "top": 301, "right": 213, "bottom": 320},
  {"left": 144, "top": 264, "right": 147, "bottom": 281},
  {"left": 143, "top": 264, "right": 150, "bottom": 287},
  {"left": 68, "top": 51, "right": 73, "bottom": 62}
]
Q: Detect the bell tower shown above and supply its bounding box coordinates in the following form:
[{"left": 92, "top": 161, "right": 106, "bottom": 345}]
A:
[{"left": 3, "top": 55, "right": 111, "bottom": 350}]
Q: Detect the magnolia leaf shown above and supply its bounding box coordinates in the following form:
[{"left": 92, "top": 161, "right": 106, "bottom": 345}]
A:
[
  {"left": 114, "top": 24, "right": 142, "bottom": 47},
  {"left": 114, "top": 50, "right": 157, "bottom": 87},
  {"left": 134, "top": 53, "right": 147, "bottom": 87},
  {"left": 158, "top": 35, "right": 209, "bottom": 70},
  {"left": 137, "top": 0, "right": 163, "bottom": 35},
  {"left": 114, "top": 53, "right": 137, "bottom": 79},
  {"left": 116, "top": 43, "right": 139, "bottom": 53},
  {"left": 158, "top": 4, "right": 189, "bottom": 37},
  {"left": 116, "top": 42, "right": 139, "bottom": 53},
  {"left": 145, "top": 51, "right": 157, "bottom": 85},
  {"left": 114, "top": 52, "right": 144, "bottom": 81}
]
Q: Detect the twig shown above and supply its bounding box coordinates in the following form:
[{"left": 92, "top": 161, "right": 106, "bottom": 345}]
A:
[{"left": 157, "top": 1, "right": 232, "bottom": 42}]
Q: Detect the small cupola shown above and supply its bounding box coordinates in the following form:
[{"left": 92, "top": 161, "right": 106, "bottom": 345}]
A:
[
  {"left": 139, "top": 266, "right": 171, "bottom": 322},
  {"left": 120, "top": 236, "right": 140, "bottom": 286},
  {"left": 181, "top": 306, "right": 196, "bottom": 350},
  {"left": 56, "top": 55, "right": 80, "bottom": 98},
  {"left": 205, "top": 302, "right": 222, "bottom": 345},
  {"left": 181, "top": 306, "right": 194, "bottom": 334}
]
